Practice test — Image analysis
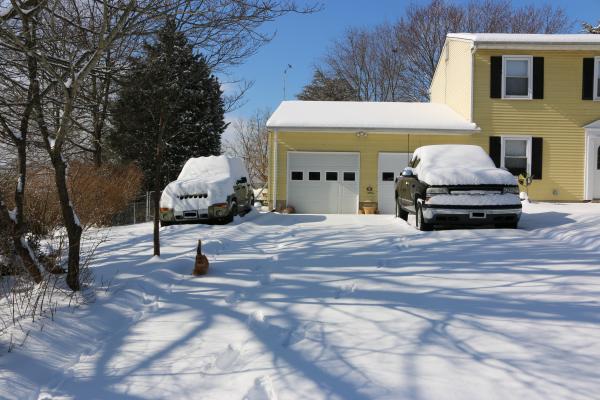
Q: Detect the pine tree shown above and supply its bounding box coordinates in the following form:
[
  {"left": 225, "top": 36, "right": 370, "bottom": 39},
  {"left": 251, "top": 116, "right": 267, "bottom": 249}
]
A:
[{"left": 109, "top": 19, "right": 226, "bottom": 256}]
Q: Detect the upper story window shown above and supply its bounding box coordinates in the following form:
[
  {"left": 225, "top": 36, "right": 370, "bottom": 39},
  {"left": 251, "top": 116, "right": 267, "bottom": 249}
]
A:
[{"left": 502, "top": 56, "right": 533, "bottom": 99}]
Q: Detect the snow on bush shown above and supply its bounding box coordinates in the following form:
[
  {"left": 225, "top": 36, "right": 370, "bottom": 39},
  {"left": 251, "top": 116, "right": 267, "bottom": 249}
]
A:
[{"left": 412, "top": 145, "right": 517, "bottom": 186}]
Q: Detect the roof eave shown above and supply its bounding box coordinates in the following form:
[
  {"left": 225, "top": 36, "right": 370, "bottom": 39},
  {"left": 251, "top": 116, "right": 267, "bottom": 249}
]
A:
[{"left": 265, "top": 126, "right": 481, "bottom": 135}]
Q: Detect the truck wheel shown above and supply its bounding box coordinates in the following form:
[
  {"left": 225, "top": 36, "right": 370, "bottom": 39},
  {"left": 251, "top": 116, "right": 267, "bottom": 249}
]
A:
[
  {"left": 396, "top": 198, "right": 408, "bottom": 221},
  {"left": 416, "top": 203, "right": 433, "bottom": 231}
]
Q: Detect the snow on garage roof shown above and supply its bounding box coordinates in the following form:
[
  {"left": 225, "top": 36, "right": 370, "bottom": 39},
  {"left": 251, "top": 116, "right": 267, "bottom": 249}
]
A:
[
  {"left": 266, "top": 101, "right": 479, "bottom": 134},
  {"left": 448, "top": 33, "right": 600, "bottom": 48}
]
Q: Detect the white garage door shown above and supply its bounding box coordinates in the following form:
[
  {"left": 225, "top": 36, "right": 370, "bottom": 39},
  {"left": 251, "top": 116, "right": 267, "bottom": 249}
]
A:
[
  {"left": 378, "top": 152, "right": 411, "bottom": 214},
  {"left": 287, "top": 152, "right": 359, "bottom": 214}
]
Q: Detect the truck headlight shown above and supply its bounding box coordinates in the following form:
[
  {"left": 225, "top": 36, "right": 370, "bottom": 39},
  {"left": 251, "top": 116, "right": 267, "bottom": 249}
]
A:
[{"left": 503, "top": 186, "right": 519, "bottom": 194}]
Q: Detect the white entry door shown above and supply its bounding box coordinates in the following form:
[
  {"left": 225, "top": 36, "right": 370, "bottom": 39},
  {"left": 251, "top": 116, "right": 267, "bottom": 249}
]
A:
[
  {"left": 287, "top": 152, "right": 359, "bottom": 214},
  {"left": 378, "top": 152, "right": 411, "bottom": 214},
  {"left": 593, "top": 140, "right": 600, "bottom": 199}
]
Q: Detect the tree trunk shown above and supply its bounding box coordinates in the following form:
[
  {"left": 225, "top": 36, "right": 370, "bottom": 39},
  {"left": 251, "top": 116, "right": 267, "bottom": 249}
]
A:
[
  {"left": 51, "top": 155, "right": 83, "bottom": 290},
  {"left": 153, "top": 113, "right": 166, "bottom": 257}
]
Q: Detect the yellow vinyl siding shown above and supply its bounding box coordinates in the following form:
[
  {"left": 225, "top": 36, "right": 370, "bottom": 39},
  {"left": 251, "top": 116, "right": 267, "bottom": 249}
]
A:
[
  {"left": 269, "top": 131, "right": 474, "bottom": 207},
  {"left": 430, "top": 38, "right": 473, "bottom": 121},
  {"left": 473, "top": 49, "right": 600, "bottom": 200}
]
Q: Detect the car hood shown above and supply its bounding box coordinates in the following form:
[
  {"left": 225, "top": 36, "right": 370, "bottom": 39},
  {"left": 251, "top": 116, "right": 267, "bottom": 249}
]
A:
[
  {"left": 417, "top": 167, "right": 517, "bottom": 186},
  {"left": 160, "top": 175, "right": 235, "bottom": 210}
]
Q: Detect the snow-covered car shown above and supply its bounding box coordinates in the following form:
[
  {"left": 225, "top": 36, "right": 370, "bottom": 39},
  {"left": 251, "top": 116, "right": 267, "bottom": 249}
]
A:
[
  {"left": 395, "top": 145, "right": 522, "bottom": 230},
  {"left": 159, "top": 156, "right": 254, "bottom": 225}
]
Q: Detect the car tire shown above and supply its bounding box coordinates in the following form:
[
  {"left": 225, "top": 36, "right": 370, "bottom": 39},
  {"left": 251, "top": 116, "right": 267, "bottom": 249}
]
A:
[
  {"left": 396, "top": 198, "right": 408, "bottom": 221},
  {"left": 416, "top": 203, "right": 433, "bottom": 231}
]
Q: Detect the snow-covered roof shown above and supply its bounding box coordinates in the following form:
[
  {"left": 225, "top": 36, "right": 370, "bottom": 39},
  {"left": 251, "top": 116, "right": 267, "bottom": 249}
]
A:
[
  {"left": 448, "top": 33, "right": 600, "bottom": 48},
  {"left": 266, "top": 101, "right": 479, "bottom": 134}
]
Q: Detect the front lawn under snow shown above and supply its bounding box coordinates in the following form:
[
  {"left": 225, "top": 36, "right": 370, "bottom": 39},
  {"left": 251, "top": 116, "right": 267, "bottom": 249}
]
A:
[{"left": 2, "top": 203, "right": 600, "bottom": 400}]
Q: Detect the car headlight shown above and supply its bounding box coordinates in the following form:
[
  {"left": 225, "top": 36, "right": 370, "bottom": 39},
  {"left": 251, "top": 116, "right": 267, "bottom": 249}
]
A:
[
  {"left": 426, "top": 187, "right": 449, "bottom": 196},
  {"left": 503, "top": 186, "right": 519, "bottom": 194}
]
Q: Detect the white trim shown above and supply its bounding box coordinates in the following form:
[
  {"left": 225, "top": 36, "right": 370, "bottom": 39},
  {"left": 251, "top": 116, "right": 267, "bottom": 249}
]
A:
[
  {"left": 500, "top": 135, "right": 532, "bottom": 176},
  {"left": 501, "top": 55, "right": 533, "bottom": 100},
  {"left": 272, "top": 129, "right": 278, "bottom": 209},
  {"left": 584, "top": 128, "right": 600, "bottom": 200},
  {"left": 470, "top": 43, "right": 475, "bottom": 123},
  {"left": 285, "top": 151, "right": 360, "bottom": 214},
  {"left": 593, "top": 56, "right": 600, "bottom": 101}
]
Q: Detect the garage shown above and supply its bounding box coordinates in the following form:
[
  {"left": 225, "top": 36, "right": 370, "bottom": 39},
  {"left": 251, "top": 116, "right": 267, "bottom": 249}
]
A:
[
  {"left": 287, "top": 152, "right": 359, "bottom": 214},
  {"left": 378, "top": 152, "right": 412, "bottom": 214}
]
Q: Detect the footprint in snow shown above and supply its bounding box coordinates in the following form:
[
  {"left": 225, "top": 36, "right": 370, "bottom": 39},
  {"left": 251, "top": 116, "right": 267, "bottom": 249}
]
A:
[
  {"left": 258, "top": 273, "right": 273, "bottom": 286},
  {"left": 335, "top": 282, "right": 357, "bottom": 299},
  {"left": 376, "top": 259, "right": 386, "bottom": 269},
  {"left": 247, "top": 310, "right": 265, "bottom": 326},
  {"left": 271, "top": 254, "right": 279, "bottom": 262},
  {"left": 215, "top": 343, "right": 242, "bottom": 371},
  {"left": 281, "top": 322, "right": 317, "bottom": 348},
  {"left": 225, "top": 291, "right": 245, "bottom": 305},
  {"left": 244, "top": 376, "right": 278, "bottom": 400}
]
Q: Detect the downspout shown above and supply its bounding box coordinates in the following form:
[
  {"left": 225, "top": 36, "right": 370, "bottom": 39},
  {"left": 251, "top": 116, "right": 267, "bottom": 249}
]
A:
[{"left": 272, "top": 128, "right": 278, "bottom": 210}]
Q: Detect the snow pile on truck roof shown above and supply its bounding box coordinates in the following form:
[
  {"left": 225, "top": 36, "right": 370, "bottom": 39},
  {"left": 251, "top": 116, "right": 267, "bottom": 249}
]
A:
[
  {"left": 161, "top": 156, "right": 248, "bottom": 209},
  {"left": 412, "top": 145, "right": 517, "bottom": 186}
]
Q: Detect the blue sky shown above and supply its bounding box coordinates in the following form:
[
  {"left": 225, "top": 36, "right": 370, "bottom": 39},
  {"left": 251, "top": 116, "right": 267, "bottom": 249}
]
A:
[{"left": 223, "top": 0, "right": 600, "bottom": 125}]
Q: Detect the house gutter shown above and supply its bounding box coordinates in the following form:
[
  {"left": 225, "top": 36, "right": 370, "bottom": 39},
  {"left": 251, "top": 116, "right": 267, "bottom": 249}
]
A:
[{"left": 266, "top": 126, "right": 480, "bottom": 135}]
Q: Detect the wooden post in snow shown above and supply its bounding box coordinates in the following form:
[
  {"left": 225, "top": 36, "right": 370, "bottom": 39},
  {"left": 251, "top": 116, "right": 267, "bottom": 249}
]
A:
[{"left": 193, "top": 240, "right": 209, "bottom": 276}]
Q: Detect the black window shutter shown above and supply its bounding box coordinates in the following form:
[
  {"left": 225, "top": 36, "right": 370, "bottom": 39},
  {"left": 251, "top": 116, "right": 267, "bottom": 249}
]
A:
[
  {"left": 489, "top": 136, "right": 501, "bottom": 167},
  {"left": 533, "top": 57, "right": 544, "bottom": 99},
  {"left": 490, "top": 56, "right": 502, "bottom": 98},
  {"left": 583, "top": 58, "right": 594, "bottom": 100},
  {"left": 531, "top": 137, "right": 543, "bottom": 180}
]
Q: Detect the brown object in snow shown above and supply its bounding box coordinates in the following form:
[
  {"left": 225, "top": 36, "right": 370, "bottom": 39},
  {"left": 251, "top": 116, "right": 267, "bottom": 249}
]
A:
[
  {"left": 193, "top": 240, "right": 209, "bottom": 276},
  {"left": 282, "top": 206, "right": 295, "bottom": 214},
  {"left": 363, "top": 206, "right": 377, "bottom": 214}
]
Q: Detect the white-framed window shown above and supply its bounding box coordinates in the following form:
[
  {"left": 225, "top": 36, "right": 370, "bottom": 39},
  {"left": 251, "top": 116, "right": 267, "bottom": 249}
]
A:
[
  {"left": 501, "top": 136, "right": 532, "bottom": 176},
  {"left": 594, "top": 56, "right": 600, "bottom": 100},
  {"left": 502, "top": 56, "right": 533, "bottom": 99}
]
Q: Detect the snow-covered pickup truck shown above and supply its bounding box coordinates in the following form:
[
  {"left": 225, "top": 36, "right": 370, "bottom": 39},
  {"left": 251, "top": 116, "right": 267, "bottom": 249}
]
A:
[
  {"left": 159, "top": 156, "right": 254, "bottom": 225},
  {"left": 395, "top": 145, "right": 522, "bottom": 231}
]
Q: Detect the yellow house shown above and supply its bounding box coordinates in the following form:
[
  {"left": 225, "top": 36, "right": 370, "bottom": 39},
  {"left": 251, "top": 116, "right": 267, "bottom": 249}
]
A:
[{"left": 267, "top": 33, "right": 600, "bottom": 213}]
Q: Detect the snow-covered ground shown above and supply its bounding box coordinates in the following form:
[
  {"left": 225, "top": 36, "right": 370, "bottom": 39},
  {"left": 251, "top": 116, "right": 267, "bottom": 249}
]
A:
[{"left": 2, "top": 202, "right": 600, "bottom": 400}]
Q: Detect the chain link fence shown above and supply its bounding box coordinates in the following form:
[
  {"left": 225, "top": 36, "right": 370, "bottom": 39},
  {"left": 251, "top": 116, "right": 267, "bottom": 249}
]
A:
[{"left": 112, "top": 191, "right": 160, "bottom": 226}]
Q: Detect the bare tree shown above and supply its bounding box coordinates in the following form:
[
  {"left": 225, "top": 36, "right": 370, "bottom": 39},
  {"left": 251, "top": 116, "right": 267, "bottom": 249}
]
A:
[
  {"left": 224, "top": 110, "right": 270, "bottom": 188},
  {"left": 301, "top": 0, "right": 571, "bottom": 102}
]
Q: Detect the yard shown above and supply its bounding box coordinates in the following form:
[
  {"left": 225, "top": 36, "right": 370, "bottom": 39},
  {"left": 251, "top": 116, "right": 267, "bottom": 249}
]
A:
[{"left": 2, "top": 203, "right": 600, "bottom": 400}]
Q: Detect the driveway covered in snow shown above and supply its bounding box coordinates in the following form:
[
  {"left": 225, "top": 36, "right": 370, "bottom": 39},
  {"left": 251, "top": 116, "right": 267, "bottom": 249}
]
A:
[{"left": 3, "top": 203, "right": 600, "bottom": 400}]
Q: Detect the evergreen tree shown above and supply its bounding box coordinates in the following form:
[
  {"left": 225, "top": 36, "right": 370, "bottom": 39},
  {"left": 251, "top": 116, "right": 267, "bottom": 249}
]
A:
[{"left": 109, "top": 19, "right": 226, "bottom": 256}]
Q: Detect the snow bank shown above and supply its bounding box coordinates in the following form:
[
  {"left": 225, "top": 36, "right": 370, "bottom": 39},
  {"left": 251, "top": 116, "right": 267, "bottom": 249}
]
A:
[
  {"left": 161, "top": 156, "right": 248, "bottom": 209},
  {"left": 427, "top": 194, "right": 521, "bottom": 206},
  {"left": 412, "top": 145, "right": 517, "bottom": 186}
]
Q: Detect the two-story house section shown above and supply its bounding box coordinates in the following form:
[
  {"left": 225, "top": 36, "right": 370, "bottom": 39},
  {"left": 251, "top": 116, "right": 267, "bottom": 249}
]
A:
[
  {"left": 266, "top": 34, "right": 600, "bottom": 214},
  {"left": 435, "top": 33, "right": 600, "bottom": 202}
]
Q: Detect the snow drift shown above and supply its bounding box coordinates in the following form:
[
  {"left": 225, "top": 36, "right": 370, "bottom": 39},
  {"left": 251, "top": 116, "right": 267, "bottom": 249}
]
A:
[
  {"left": 412, "top": 145, "right": 517, "bottom": 186},
  {"left": 160, "top": 156, "right": 248, "bottom": 211}
]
